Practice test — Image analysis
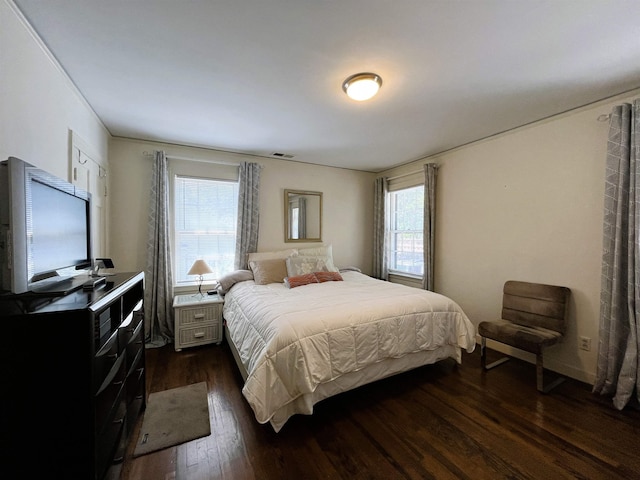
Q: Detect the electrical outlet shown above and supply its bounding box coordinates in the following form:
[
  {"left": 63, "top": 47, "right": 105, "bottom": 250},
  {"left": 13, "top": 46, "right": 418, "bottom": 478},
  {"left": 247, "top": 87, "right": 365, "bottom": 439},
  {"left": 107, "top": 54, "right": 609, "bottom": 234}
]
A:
[{"left": 579, "top": 336, "right": 591, "bottom": 351}]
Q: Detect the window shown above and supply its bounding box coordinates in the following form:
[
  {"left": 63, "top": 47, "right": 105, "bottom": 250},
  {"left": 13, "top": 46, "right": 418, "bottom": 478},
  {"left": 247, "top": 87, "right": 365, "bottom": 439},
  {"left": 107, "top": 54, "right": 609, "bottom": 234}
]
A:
[
  {"left": 290, "top": 206, "right": 300, "bottom": 239},
  {"left": 388, "top": 185, "right": 424, "bottom": 276},
  {"left": 174, "top": 175, "right": 238, "bottom": 284}
]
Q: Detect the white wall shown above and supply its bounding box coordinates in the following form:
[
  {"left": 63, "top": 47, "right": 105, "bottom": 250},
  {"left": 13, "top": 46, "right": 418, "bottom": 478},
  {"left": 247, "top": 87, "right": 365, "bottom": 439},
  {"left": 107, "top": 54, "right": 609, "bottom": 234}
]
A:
[
  {"left": 0, "top": 0, "right": 109, "bottom": 180},
  {"left": 108, "top": 138, "right": 375, "bottom": 277},
  {"left": 380, "top": 90, "right": 640, "bottom": 384}
]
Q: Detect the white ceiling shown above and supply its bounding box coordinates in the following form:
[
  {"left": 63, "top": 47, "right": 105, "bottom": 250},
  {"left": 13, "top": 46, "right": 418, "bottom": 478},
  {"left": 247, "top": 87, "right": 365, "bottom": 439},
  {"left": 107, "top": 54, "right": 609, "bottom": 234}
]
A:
[{"left": 13, "top": 0, "right": 640, "bottom": 172}]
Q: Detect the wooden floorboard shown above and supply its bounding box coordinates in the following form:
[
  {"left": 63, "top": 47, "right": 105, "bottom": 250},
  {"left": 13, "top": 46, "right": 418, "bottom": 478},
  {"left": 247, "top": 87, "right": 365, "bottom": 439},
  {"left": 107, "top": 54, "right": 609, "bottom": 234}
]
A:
[{"left": 119, "top": 342, "right": 640, "bottom": 480}]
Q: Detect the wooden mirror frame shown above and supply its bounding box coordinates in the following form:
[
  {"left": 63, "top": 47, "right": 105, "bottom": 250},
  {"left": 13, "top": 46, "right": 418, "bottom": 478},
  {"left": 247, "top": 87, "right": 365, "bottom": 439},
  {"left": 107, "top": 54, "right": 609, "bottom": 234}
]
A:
[{"left": 284, "top": 189, "right": 323, "bottom": 243}]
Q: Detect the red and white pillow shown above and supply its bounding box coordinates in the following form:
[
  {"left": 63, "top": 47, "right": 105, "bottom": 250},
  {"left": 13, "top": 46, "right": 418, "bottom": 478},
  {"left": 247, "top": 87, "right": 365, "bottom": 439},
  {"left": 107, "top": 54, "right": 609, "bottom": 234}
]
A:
[{"left": 284, "top": 271, "right": 343, "bottom": 288}]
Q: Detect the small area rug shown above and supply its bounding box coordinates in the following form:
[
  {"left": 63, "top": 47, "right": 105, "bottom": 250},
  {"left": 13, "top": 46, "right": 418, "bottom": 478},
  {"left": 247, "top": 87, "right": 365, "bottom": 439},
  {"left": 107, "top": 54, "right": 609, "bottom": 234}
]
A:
[{"left": 133, "top": 381, "right": 211, "bottom": 457}]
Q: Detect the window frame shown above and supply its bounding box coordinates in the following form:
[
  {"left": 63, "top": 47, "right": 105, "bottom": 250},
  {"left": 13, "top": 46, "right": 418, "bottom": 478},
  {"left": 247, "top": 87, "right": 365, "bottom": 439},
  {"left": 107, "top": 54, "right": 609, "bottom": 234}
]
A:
[
  {"left": 386, "top": 174, "right": 425, "bottom": 280},
  {"left": 169, "top": 159, "right": 239, "bottom": 293}
]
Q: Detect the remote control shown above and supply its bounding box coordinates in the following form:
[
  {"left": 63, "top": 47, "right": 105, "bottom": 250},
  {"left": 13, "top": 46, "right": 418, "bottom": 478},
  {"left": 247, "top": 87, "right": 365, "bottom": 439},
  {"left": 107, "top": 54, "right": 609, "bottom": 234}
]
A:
[{"left": 83, "top": 276, "right": 106, "bottom": 290}]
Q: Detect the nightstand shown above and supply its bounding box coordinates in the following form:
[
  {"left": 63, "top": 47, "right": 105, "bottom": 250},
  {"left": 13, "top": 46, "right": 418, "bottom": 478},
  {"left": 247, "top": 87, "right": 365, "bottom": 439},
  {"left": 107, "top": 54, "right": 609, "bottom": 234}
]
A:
[{"left": 173, "top": 293, "right": 224, "bottom": 351}]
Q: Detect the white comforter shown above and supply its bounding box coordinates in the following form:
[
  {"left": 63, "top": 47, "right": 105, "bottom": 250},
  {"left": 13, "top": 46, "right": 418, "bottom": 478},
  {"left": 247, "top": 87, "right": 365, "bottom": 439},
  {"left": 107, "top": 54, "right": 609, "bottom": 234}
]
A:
[{"left": 223, "top": 271, "right": 476, "bottom": 429}]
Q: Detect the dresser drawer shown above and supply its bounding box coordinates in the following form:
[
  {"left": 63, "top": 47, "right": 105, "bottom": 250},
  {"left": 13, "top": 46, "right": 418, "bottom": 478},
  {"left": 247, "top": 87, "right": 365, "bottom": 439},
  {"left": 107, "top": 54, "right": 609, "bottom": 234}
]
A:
[
  {"left": 118, "top": 307, "right": 143, "bottom": 350},
  {"left": 94, "top": 332, "right": 120, "bottom": 391},
  {"left": 95, "top": 390, "right": 126, "bottom": 479},
  {"left": 178, "top": 324, "right": 220, "bottom": 346},
  {"left": 178, "top": 304, "right": 221, "bottom": 326},
  {"left": 125, "top": 316, "right": 145, "bottom": 371},
  {"left": 95, "top": 353, "right": 127, "bottom": 435},
  {"left": 125, "top": 352, "right": 146, "bottom": 429}
]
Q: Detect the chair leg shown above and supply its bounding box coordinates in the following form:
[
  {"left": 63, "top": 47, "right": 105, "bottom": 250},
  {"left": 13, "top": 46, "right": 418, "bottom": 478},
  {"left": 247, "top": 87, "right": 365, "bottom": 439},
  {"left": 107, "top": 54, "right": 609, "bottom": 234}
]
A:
[
  {"left": 536, "top": 353, "right": 565, "bottom": 393},
  {"left": 481, "top": 337, "right": 510, "bottom": 370}
]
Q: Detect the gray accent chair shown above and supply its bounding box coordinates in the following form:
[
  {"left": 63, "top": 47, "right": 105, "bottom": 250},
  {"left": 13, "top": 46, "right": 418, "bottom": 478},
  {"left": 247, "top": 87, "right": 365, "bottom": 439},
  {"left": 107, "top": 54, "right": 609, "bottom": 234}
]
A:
[{"left": 478, "top": 280, "right": 571, "bottom": 393}]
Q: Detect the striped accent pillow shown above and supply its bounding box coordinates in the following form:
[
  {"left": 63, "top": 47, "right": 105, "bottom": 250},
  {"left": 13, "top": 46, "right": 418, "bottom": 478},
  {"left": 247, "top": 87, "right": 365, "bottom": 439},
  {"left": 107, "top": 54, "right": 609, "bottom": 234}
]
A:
[
  {"left": 314, "top": 271, "right": 343, "bottom": 283},
  {"left": 284, "top": 273, "right": 319, "bottom": 289}
]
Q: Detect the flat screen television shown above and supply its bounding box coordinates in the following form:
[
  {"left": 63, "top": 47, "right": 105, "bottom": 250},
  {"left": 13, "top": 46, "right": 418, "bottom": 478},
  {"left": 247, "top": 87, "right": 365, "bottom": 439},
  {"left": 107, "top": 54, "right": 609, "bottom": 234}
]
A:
[{"left": 0, "top": 157, "right": 92, "bottom": 295}]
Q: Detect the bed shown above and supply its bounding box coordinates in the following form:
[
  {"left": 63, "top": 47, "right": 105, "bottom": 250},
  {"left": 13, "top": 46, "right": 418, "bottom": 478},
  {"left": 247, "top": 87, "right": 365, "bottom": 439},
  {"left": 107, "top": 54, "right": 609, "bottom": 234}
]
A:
[{"left": 220, "top": 248, "right": 476, "bottom": 432}]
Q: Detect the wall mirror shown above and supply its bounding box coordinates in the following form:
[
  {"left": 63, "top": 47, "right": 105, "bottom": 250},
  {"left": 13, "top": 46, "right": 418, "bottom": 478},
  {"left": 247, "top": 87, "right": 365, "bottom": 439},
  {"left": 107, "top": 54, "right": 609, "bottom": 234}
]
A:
[{"left": 284, "top": 189, "right": 322, "bottom": 243}]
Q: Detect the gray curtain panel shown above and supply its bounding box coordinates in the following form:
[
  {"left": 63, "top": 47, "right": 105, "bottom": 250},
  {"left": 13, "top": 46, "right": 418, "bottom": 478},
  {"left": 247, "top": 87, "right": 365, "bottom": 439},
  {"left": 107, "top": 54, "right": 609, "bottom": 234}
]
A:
[
  {"left": 422, "top": 163, "right": 437, "bottom": 291},
  {"left": 593, "top": 99, "right": 640, "bottom": 409},
  {"left": 235, "top": 162, "right": 262, "bottom": 270},
  {"left": 372, "top": 176, "right": 389, "bottom": 280},
  {"left": 144, "top": 150, "right": 174, "bottom": 347}
]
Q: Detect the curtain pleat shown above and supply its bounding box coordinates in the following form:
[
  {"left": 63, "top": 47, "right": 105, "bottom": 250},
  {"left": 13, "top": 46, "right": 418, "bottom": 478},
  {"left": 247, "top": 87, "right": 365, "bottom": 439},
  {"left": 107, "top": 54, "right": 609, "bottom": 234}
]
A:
[
  {"left": 235, "top": 162, "right": 262, "bottom": 270},
  {"left": 144, "top": 151, "right": 174, "bottom": 347},
  {"left": 422, "top": 163, "right": 437, "bottom": 291},
  {"left": 593, "top": 99, "right": 640, "bottom": 409},
  {"left": 372, "top": 177, "right": 388, "bottom": 280}
]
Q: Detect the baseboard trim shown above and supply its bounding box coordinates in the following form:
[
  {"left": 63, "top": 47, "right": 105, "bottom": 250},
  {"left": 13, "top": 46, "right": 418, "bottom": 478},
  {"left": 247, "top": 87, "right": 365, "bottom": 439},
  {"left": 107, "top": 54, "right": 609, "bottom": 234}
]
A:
[{"left": 475, "top": 337, "right": 595, "bottom": 386}]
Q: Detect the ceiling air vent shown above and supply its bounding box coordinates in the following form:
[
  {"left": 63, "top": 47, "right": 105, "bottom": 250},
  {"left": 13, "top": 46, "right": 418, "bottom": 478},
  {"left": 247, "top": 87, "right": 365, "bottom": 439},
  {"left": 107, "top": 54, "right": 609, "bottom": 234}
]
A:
[{"left": 271, "top": 152, "right": 295, "bottom": 159}]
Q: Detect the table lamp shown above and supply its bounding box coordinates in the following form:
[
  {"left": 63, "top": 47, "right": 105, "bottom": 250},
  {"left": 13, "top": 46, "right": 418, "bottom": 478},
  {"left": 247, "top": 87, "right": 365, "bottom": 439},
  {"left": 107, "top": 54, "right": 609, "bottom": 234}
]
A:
[{"left": 187, "top": 259, "right": 213, "bottom": 296}]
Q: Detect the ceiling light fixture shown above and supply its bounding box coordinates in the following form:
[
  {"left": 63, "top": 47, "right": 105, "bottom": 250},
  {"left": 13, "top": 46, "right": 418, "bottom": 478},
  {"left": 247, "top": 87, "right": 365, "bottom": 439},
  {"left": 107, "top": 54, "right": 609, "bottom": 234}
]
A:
[{"left": 342, "top": 73, "right": 382, "bottom": 101}]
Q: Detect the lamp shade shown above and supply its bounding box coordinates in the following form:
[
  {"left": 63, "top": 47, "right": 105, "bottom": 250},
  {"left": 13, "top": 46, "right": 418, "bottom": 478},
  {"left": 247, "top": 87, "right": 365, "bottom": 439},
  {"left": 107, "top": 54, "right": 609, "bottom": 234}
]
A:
[
  {"left": 342, "top": 73, "right": 382, "bottom": 101},
  {"left": 187, "top": 259, "right": 213, "bottom": 276}
]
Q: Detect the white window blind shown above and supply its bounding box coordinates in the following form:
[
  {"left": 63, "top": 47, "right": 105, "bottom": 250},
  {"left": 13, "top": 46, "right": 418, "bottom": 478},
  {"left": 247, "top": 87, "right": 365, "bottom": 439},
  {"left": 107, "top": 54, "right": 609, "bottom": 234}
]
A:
[
  {"left": 388, "top": 184, "right": 424, "bottom": 276},
  {"left": 174, "top": 176, "right": 238, "bottom": 283}
]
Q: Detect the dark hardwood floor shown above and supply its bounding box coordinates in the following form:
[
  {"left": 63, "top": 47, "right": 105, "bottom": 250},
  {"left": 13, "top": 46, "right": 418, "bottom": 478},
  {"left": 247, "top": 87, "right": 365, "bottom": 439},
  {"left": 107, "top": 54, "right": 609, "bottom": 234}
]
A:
[{"left": 119, "top": 342, "right": 640, "bottom": 480}]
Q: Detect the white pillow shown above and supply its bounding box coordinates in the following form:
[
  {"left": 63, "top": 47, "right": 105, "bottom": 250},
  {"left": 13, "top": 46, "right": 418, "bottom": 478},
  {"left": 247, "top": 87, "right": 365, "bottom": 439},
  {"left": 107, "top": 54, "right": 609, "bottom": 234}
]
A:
[
  {"left": 296, "top": 244, "right": 338, "bottom": 272},
  {"left": 247, "top": 248, "right": 298, "bottom": 264},
  {"left": 286, "top": 255, "right": 336, "bottom": 277}
]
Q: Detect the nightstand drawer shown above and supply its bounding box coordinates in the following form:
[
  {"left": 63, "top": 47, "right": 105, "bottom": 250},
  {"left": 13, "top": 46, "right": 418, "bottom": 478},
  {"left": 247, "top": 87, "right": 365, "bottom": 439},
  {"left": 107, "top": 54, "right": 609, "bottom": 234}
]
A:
[
  {"left": 173, "top": 293, "right": 224, "bottom": 351},
  {"left": 178, "top": 304, "right": 221, "bottom": 325},
  {"left": 178, "top": 324, "right": 220, "bottom": 346}
]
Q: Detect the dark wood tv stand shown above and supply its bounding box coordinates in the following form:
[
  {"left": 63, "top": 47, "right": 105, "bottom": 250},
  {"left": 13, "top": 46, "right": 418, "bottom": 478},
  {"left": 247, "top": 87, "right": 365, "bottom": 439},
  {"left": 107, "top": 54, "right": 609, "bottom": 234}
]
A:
[{"left": 0, "top": 271, "right": 146, "bottom": 480}]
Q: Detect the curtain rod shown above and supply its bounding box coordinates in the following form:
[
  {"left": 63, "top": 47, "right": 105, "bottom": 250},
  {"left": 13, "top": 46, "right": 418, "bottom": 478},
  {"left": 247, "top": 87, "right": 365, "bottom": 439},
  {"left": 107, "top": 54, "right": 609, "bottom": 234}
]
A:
[
  {"left": 143, "top": 150, "right": 243, "bottom": 167},
  {"left": 385, "top": 163, "right": 439, "bottom": 182},
  {"left": 386, "top": 169, "right": 422, "bottom": 181}
]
